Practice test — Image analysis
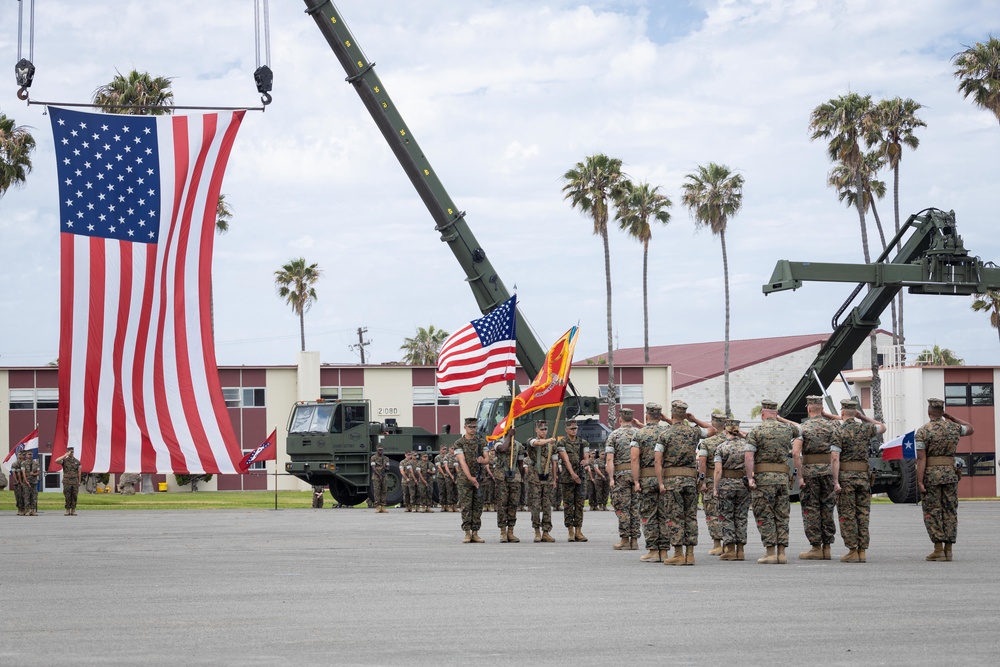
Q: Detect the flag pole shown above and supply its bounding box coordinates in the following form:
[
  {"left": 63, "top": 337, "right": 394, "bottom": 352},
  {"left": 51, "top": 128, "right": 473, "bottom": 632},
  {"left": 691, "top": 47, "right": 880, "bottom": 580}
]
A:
[{"left": 273, "top": 425, "right": 279, "bottom": 511}]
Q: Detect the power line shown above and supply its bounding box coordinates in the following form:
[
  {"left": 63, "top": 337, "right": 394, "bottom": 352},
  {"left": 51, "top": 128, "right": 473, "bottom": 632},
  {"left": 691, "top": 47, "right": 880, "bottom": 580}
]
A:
[{"left": 349, "top": 327, "right": 372, "bottom": 364}]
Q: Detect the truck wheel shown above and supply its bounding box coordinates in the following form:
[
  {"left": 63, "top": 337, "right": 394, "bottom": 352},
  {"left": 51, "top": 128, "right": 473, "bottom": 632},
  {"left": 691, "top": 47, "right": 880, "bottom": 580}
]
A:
[
  {"left": 383, "top": 461, "right": 403, "bottom": 507},
  {"left": 886, "top": 459, "right": 919, "bottom": 504},
  {"left": 329, "top": 479, "right": 367, "bottom": 507}
]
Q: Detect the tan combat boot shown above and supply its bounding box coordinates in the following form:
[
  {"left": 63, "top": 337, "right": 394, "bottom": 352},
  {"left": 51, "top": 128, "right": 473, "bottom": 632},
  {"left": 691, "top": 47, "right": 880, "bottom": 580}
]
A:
[
  {"left": 72, "top": 509, "right": 78, "bottom": 516},
  {"left": 736, "top": 544, "right": 745, "bottom": 561},
  {"left": 612, "top": 536, "right": 628, "bottom": 550},
  {"left": 799, "top": 545, "right": 824, "bottom": 560},
  {"left": 944, "top": 543, "right": 953, "bottom": 562},
  {"left": 507, "top": 526, "right": 520, "bottom": 543},
  {"left": 757, "top": 546, "right": 777, "bottom": 564},
  {"left": 64, "top": 510, "right": 71, "bottom": 516},
  {"left": 708, "top": 539, "right": 723, "bottom": 556},
  {"left": 777, "top": 545, "right": 787, "bottom": 564},
  {"left": 629, "top": 537, "right": 639, "bottom": 550},
  {"left": 535, "top": 528, "right": 543, "bottom": 543},
  {"left": 471, "top": 531, "right": 485, "bottom": 543},
  {"left": 822, "top": 544, "right": 832, "bottom": 560},
  {"left": 574, "top": 527, "right": 588, "bottom": 542},
  {"left": 663, "top": 547, "right": 686, "bottom": 566},
  {"left": 684, "top": 545, "right": 696, "bottom": 565},
  {"left": 839, "top": 549, "right": 860, "bottom": 563},
  {"left": 659, "top": 549, "right": 670, "bottom": 562},
  {"left": 926, "top": 542, "right": 946, "bottom": 561},
  {"left": 857, "top": 549, "right": 866, "bottom": 562},
  {"left": 640, "top": 549, "right": 662, "bottom": 562},
  {"left": 568, "top": 528, "right": 576, "bottom": 542},
  {"left": 541, "top": 531, "right": 555, "bottom": 543},
  {"left": 500, "top": 528, "right": 509, "bottom": 543},
  {"left": 719, "top": 544, "right": 737, "bottom": 561},
  {"left": 463, "top": 530, "right": 472, "bottom": 543}
]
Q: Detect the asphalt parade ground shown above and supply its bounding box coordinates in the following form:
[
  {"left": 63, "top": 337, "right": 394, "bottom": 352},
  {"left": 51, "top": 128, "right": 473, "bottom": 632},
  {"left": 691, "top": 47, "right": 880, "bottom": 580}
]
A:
[{"left": 2, "top": 501, "right": 999, "bottom": 666}]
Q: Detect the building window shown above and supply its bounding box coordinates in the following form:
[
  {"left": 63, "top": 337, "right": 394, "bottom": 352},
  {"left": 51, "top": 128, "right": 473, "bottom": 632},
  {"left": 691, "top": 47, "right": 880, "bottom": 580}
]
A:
[
  {"left": 36, "top": 389, "right": 59, "bottom": 410},
  {"left": 222, "top": 388, "right": 241, "bottom": 408},
  {"left": 242, "top": 388, "right": 266, "bottom": 407},
  {"left": 413, "top": 386, "right": 459, "bottom": 406},
  {"left": 9, "top": 389, "right": 37, "bottom": 410},
  {"left": 340, "top": 387, "right": 364, "bottom": 401},
  {"left": 945, "top": 383, "right": 994, "bottom": 407},
  {"left": 241, "top": 450, "right": 267, "bottom": 471},
  {"left": 598, "top": 384, "right": 643, "bottom": 404}
]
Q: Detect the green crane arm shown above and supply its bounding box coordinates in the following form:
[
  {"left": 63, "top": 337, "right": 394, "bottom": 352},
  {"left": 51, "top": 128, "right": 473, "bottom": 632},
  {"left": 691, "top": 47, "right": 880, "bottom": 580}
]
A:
[
  {"left": 765, "top": 209, "right": 1000, "bottom": 421},
  {"left": 302, "top": 0, "right": 546, "bottom": 379}
]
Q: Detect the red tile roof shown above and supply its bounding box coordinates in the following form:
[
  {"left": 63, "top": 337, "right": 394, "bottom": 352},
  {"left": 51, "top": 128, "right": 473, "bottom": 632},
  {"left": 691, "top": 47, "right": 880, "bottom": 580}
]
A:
[{"left": 581, "top": 333, "right": 832, "bottom": 390}]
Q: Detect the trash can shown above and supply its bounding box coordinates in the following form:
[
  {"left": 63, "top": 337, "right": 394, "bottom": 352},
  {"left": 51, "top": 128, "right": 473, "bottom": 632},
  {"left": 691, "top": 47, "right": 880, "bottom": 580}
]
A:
[{"left": 157, "top": 482, "right": 168, "bottom": 492}]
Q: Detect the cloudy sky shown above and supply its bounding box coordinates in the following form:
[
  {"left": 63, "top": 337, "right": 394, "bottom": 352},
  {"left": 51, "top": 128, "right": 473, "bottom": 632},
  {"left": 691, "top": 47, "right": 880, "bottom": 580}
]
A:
[{"left": 1, "top": 0, "right": 998, "bottom": 371}]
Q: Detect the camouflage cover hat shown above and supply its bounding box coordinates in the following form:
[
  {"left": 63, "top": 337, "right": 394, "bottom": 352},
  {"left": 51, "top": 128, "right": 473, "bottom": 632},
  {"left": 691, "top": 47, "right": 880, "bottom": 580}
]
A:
[
  {"left": 619, "top": 408, "right": 634, "bottom": 418},
  {"left": 724, "top": 418, "right": 741, "bottom": 431},
  {"left": 806, "top": 395, "right": 823, "bottom": 405},
  {"left": 927, "top": 398, "right": 945, "bottom": 409},
  {"left": 565, "top": 418, "right": 578, "bottom": 426},
  {"left": 645, "top": 402, "right": 662, "bottom": 414},
  {"left": 711, "top": 411, "right": 726, "bottom": 424},
  {"left": 670, "top": 400, "right": 688, "bottom": 412},
  {"left": 464, "top": 417, "right": 478, "bottom": 426},
  {"left": 840, "top": 398, "right": 858, "bottom": 409},
  {"left": 536, "top": 419, "right": 549, "bottom": 426},
  {"left": 760, "top": 399, "right": 778, "bottom": 410}
]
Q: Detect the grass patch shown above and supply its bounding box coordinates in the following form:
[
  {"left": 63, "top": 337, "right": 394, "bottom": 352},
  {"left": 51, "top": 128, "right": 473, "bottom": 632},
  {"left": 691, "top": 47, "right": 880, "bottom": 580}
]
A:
[{"left": 0, "top": 490, "right": 340, "bottom": 510}]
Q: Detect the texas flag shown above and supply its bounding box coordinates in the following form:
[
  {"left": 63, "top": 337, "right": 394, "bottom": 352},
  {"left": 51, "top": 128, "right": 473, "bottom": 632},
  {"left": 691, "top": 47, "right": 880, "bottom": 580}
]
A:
[
  {"left": 2, "top": 428, "right": 39, "bottom": 474},
  {"left": 880, "top": 430, "right": 916, "bottom": 461},
  {"left": 239, "top": 429, "right": 277, "bottom": 472}
]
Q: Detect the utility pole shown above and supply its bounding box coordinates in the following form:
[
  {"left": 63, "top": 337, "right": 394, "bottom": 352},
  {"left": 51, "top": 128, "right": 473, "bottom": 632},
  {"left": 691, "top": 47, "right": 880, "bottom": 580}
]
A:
[{"left": 350, "top": 327, "right": 372, "bottom": 364}]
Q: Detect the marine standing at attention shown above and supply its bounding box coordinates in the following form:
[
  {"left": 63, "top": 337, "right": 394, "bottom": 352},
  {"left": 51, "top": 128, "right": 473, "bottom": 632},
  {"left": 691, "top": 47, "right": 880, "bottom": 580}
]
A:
[
  {"left": 526, "top": 419, "right": 557, "bottom": 543},
  {"left": 455, "top": 417, "right": 489, "bottom": 543},
  {"left": 370, "top": 445, "right": 390, "bottom": 513},
  {"left": 632, "top": 403, "right": 671, "bottom": 562},
  {"left": 606, "top": 408, "right": 641, "bottom": 551},
  {"left": 493, "top": 432, "right": 525, "bottom": 543},
  {"left": 697, "top": 412, "right": 729, "bottom": 557},
  {"left": 916, "top": 398, "right": 974, "bottom": 562},
  {"left": 831, "top": 399, "right": 885, "bottom": 563},
  {"left": 556, "top": 418, "right": 590, "bottom": 543},
  {"left": 745, "top": 399, "right": 800, "bottom": 564},
  {"left": 713, "top": 418, "right": 751, "bottom": 561},
  {"left": 793, "top": 396, "right": 841, "bottom": 561}
]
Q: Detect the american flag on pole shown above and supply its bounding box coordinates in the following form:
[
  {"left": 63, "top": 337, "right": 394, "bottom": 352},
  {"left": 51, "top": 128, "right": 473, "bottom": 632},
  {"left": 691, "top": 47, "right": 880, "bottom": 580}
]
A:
[
  {"left": 436, "top": 295, "right": 517, "bottom": 395},
  {"left": 49, "top": 106, "right": 246, "bottom": 475}
]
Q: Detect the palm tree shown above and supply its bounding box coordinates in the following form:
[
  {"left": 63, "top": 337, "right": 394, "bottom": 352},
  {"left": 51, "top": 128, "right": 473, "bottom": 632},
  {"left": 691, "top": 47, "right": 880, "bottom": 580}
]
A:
[
  {"left": 681, "top": 162, "right": 744, "bottom": 416},
  {"left": 867, "top": 97, "right": 925, "bottom": 359},
  {"left": 971, "top": 290, "right": 1000, "bottom": 342},
  {"left": 274, "top": 258, "right": 322, "bottom": 352},
  {"left": 562, "top": 154, "right": 626, "bottom": 422},
  {"left": 216, "top": 194, "right": 233, "bottom": 235},
  {"left": 915, "top": 345, "right": 964, "bottom": 366},
  {"left": 616, "top": 179, "right": 672, "bottom": 363},
  {"left": 92, "top": 70, "right": 174, "bottom": 115},
  {"left": 952, "top": 36, "right": 1000, "bottom": 124},
  {"left": 400, "top": 325, "right": 450, "bottom": 365},
  {"left": 810, "top": 93, "right": 886, "bottom": 422},
  {"left": 0, "top": 112, "right": 35, "bottom": 196}
]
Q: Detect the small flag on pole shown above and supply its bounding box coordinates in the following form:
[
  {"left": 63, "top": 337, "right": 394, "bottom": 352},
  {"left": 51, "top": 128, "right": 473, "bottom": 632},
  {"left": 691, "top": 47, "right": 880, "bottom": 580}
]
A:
[
  {"left": 2, "top": 428, "right": 39, "bottom": 475},
  {"left": 239, "top": 429, "right": 277, "bottom": 472},
  {"left": 880, "top": 430, "right": 916, "bottom": 461}
]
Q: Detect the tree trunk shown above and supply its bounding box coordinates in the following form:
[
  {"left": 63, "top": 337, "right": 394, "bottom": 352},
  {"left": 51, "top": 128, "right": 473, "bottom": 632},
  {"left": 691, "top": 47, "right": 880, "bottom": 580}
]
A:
[
  {"left": 720, "top": 229, "right": 731, "bottom": 416},
  {"left": 870, "top": 199, "right": 898, "bottom": 351},
  {"left": 603, "top": 228, "right": 616, "bottom": 423},
  {"left": 299, "top": 309, "right": 306, "bottom": 352},
  {"left": 642, "top": 239, "right": 649, "bottom": 364},
  {"left": 856, "top": 169, "right": 883, "bottom": 422},
  {"left": 893, "top": 164, "right": 905, "bottom": 361}
]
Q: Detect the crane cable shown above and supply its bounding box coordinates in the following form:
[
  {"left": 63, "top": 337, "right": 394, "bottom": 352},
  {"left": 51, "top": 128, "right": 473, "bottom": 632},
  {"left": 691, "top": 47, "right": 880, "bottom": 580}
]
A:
[
  {"left": 254, "top": 0, "right": 273, "bottom": 105},
  {"left": 15, "top": 0, "right": 36, "bottom": 100}
]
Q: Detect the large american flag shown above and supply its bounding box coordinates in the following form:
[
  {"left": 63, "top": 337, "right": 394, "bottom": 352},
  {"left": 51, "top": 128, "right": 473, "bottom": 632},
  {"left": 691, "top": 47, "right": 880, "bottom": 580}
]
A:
[
  {"left": 49, "top": 106, "right": 246, "bottom": 474},
  {"left": 436, "top": 295, "right": 518, "bottom": 395}
]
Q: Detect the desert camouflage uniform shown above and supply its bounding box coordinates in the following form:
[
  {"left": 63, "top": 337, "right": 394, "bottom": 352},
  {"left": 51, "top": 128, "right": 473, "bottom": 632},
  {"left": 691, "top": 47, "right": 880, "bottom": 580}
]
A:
[
  {"left": 606, "top": 424, "right": 641, "bottom": 541},
  {"left": 526, "top": 440, "right": 555, "bottom": 532},
  {"left": 481, "top": 450, "right": 496, "bottom": 510},
  {"left": 747, "top": 420, "right": 797, "bottom": 547},
  {"left": 454, "top": 434, "right": 487, "bottom": 533},
  {"left": 418, "top": 457, "right": 434, "bottom": 509},
  {"left": 798, "top": 416, "right": 838, "bottom": 548},
  {"left": 915, "top": 418, "right": 966, "bottom": 545},
  {"left": 697, "top": 431, "right": 726, "bottom": 544},
  {"left": 402, "top": 456, "right": 416, "bottom": 510},
  {"left": 558, "top": 436, "right": 590, "bottom": 528},
  {"left": 10, "top": 454, "right": 25, "bottom": 515},
  {"left": 370, "top": 452, "right": 390, "bottom": 507},
  {"left": 633, "top": 421, "right": 671, "bottom": 551},
  {"left": 715, "top": 437, "right": 751, "bottom": 546},
  {"left": 657, "top": 422, "right": 705, "bottom": 547},
  {"left": 60, "top": 452, "right": 82, "bottom": 513},
  {"left": 24, "top": 455, "right": 40, "bottom": 513},
  {"left": 832, "top": 420, "right": 877, "bottom": 550},
  {"left": 492, "top": 440, "right": 524, "bottom": 529},
  {"left": 447, "top": 452, "right": 460, "bottom": 508}
]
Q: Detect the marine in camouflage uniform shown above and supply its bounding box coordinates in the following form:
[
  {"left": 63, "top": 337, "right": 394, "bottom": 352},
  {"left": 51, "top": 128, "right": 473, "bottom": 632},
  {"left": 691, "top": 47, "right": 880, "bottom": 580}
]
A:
[
  {"left": 593, "top": 450, "right": 609, "bottom": 510},
  {"left": 713, "top": 419, "right": 751, "bottom": 561},
  {"left": 481, "top": 448, "right": 496, "bottom": 512},
  {"left": 447, "top": 447, "right": 460, "bottom": 511},
  {"left": 56, "top": 447, "right": 80, "bottom": 516},
  {"left": 417, "top": 453, "right": 434, "bottom": 512},
  {"left": 10, "top": 450, "right": 26, "bottom": 515},
  {"left": 492, "top": 434, "right": 525, "bottom": 542},
  {"left": 23, "top": 452, "right": 40, "bottom": 514},
  {"left": 656, "top": 401, "right": 713, "bottom": 566},
  {"left": 793, "top": 396, "right": 840, "bottom": 560},
  {"left": 832, "top": 399, "right": 885, "bottom": 563},
  {"left": 916, "top": 398, "right": 974, "bottom": 562},
  {"left": 401, "top": 451, "right": 414, "bottom": 511},
  {"left": 746, "top": 399, "right": 799, "bottom": 564},
  {"left": 557, "top": 418, "right": 590, "bottom": 542},
  {"left": 119, "top": 472, "right": 141, "bottom": 496},
  {"left": 526, "top": 419, "right": 557, "bottom": 543},
  {"left": 697, "top": 412, "right": 728, "bottom": 556},
  {"left": 370, "top": 446, "right": 390, "bottom": 512},
  {"left": 606, "top": 408, "right": 641, "bottom": 550},
  {"left": 312, "top": 485, "right": 326, "bottom": 508},
  {"left": 632, "top": 403, "right": 671, "bottom": 562},
  {"left": 455, "top": 417, "right": 489, "bottom": 543}
]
